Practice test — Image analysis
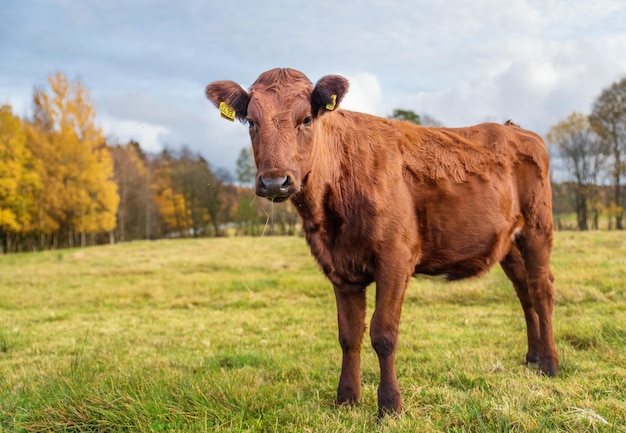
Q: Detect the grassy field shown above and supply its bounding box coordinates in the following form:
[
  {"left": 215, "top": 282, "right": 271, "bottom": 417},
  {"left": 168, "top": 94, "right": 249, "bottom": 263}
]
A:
[{"left": 0, "top": 232, "right": 625, "bottom": 432}]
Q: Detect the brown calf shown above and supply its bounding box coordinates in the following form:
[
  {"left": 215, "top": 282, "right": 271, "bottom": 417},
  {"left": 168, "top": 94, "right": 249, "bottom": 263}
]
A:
[{"left": 206, "top": 68, "right": 557, "bottom": 416}]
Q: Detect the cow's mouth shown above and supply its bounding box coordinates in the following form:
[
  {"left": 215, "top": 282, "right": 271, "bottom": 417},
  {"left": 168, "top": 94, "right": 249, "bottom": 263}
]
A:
[{"left": 268, "top": 196, "right": 290, "bottom": 203}]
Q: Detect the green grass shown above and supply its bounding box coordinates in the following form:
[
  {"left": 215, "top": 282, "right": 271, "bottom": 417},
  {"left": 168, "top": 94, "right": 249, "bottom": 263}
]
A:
[{"left": 0, "top": 233, "right": 625, "bottom": 432}]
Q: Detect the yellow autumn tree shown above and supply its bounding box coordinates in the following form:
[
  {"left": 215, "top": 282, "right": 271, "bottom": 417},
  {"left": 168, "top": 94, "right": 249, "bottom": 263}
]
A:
[
  {"left": 24, "top": 120, "right": 62, "bottom": 241},
  {"left": 0, "top": 104, "right": 41, "bottom": 251},
  {"left": 28, "top": 71, "right": 119, "bottom": 247},
  {"left": 152, "top": 152, "right": 192, "bottom": 236}
]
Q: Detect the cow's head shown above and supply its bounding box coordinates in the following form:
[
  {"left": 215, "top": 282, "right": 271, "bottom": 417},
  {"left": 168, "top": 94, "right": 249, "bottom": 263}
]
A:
[{"left": 206, "top": 68, "right": 348, "bottom": 201}]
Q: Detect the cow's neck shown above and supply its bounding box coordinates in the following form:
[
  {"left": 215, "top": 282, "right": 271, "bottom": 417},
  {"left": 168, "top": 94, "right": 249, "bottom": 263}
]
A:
[
  {"left": 291, "top": 117, "right": 345, "bottom": 222},
  {"left": 291, "top": 112, "right": 371, "bottom": 248},
  {"left": 289, "top": 115, "right": 377, "bottom": 287}
]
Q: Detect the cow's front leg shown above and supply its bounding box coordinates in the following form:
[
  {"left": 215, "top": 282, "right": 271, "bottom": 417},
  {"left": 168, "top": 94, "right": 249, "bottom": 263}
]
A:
[
  {"left": 370, "top": 264, "right": 411, "bottom": 417},
  {"left": 333, "top": 285, "right": 367, "bottom": 406}
]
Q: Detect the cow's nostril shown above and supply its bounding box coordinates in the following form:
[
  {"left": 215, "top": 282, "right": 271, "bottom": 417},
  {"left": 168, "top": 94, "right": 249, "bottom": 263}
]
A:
[{"left": 258, "top": 175, "right": 292, "bottom": 199}]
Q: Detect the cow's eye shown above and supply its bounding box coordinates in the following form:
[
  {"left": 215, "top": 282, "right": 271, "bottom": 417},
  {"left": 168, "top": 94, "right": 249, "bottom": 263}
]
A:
[
  {"left": 301, "top": 116, "right": 312, "bottom": 127},
  {"left": 247, "top": 119, "right": 255, "bottom": 128}
]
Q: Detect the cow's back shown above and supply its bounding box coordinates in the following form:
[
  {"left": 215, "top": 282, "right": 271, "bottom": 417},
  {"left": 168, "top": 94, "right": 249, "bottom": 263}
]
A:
[{"left": 445, "top": 122, "right": 553, "bottom": 230}]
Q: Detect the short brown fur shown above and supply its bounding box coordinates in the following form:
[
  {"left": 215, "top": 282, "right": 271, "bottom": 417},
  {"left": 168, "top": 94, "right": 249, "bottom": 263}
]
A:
[{"left": 206, "top": 68, "right": 558, "bottom": 417}]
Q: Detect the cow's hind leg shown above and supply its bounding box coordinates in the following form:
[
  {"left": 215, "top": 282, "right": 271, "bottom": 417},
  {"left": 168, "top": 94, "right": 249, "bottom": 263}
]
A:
[
  {"left": 334, "top": 285, "right": 367, "bottom": 406},
  {"left": 500, "top": 242, "right": 541, "bottom": 365},
  {"left": 501, "top": 233, "right": 558, "bottom": 376}
]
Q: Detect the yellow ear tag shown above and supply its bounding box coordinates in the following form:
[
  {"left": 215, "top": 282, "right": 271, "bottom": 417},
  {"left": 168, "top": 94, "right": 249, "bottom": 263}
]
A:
[
  {"left": 219, "top": 102, "right": 236, "bottom": 121},
  {"left": 325, "top": 94, "right": 337, "bottom": 111}
]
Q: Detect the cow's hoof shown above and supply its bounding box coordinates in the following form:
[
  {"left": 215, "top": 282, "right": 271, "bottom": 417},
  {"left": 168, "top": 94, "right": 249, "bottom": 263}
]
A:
[
  {"left": 377, "top": 405, "right": 402, "bottom": 419},
  {"left": 377, "top": 391, "right": 402, "bottom": 418},
  {"left": 539, "top": 358, "right": 558, "bottom": 377},
  {"left": 525, "top": 351, "right": 539, "bottom": 365},
  {"left": 336, "top": 390, "right": 359, "bottom": 407}
]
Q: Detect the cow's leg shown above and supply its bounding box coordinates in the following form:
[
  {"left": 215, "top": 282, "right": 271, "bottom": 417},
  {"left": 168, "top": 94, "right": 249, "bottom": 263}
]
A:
[
  {"left": 500, "top": 242, "right": 541, "bottom": 364},
  {"left": 334, "top": 285, "right": 367, "bottom": 406},
  {"left": 507, "top": 231, "right": 558, "bottom": 376},
  {"left": 517, "top": 231, "right": 558, "bottom": 376},
  {"left": 370, "top": 258, "right": 411, "bottom": 417}
]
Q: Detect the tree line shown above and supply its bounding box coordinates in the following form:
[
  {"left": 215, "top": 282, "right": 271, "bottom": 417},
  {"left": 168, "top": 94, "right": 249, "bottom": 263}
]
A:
[
  {"left": 547, "top": 77, "right": 626, "bottom": 231},
  {"left": 1, "top": 72, "right": 625, "bottom": 253}
]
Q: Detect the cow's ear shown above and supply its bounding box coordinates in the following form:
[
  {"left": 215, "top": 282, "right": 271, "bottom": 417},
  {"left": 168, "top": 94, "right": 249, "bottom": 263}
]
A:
[
  {"left": 311, "top": 75, "right": 349, "bottom": 117},
  {"left": 205, "top": 81, "right": 249, "bottom": 122}
]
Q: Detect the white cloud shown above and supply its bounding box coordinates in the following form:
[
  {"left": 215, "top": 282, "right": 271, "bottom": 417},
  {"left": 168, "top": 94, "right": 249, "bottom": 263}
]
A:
[
  {"left": 100, "top": 116, "right": 169, "bottom": 153},
  {"left": 201, "top": 104, "right": 251, "bottom": 170},
  {"left": 340, "top": 72, "right": 384, "bottom": 116},
  {"left": 393, "top": 27, "right": 626, "bottom": 135},
  {"left": 0, "top": 87, "right": 30, "bottom": 118}
]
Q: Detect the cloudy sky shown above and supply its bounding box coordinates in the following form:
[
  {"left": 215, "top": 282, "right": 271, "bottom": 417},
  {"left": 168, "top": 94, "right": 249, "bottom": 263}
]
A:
[{"left": 1, "top": 0, "right": 625, "bottom": 176}]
